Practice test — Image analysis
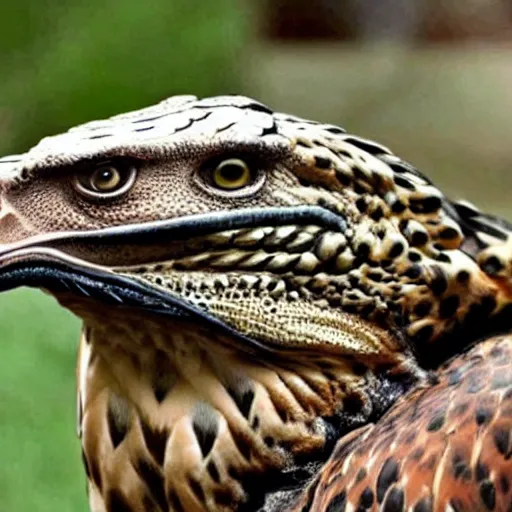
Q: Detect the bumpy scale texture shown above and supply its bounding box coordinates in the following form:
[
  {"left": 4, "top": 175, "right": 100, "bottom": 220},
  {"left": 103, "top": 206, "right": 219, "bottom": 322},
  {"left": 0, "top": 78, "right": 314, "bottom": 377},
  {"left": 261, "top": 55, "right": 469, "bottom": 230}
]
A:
[{"left": 0, "top": 95, "right": 510, "bottom": 512}]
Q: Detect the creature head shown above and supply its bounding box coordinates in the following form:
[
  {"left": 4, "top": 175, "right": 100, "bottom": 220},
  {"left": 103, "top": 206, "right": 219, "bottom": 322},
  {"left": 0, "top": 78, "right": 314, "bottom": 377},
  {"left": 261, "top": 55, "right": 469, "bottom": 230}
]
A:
[
  {"left": 1, "top": 96, "right": 511, "bottom": 509},
  {"left": 0, "top": 95, "right": 510, "bottom": 364}
]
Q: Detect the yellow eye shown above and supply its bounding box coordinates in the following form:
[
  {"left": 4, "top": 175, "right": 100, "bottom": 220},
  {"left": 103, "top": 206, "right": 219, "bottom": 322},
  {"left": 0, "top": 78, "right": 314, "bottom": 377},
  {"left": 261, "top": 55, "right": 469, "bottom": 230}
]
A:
[
  {"left": 212, "top": 159, "right": 251, "bottom": 190},
  {"left": 90, "top": 166, "right": 121, "bottom": 191},
  {"left": 73, "top": 162, "right": 137, "bottom": 200},
  {"left": 195, "top": 156, "right": 265, "bottom": 197}
]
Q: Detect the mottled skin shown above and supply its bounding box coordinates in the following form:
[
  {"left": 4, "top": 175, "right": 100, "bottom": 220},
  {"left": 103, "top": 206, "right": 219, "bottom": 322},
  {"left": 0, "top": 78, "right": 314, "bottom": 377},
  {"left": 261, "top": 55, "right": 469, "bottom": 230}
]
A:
[{"left": 0, "top": 95, "right": 510, "bottom": 512}]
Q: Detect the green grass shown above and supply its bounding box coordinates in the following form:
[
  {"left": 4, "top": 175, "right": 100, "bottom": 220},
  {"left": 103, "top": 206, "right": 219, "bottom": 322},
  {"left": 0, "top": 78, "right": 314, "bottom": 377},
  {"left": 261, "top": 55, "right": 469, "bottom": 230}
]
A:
[{"left": 0, "top": 289, "right": 85, "bottom": 511}]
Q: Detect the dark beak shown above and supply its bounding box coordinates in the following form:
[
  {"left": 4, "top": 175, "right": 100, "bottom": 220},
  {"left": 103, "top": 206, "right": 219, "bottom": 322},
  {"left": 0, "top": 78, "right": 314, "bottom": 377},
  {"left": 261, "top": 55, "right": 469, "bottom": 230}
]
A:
[{"left": 0, "top": 205, "right": 347, "bottom": 354}]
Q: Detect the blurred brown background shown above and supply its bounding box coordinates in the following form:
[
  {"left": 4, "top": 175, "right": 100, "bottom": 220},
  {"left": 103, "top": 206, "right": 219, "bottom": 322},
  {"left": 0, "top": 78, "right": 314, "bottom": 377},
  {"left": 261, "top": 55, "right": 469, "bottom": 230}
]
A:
[
  {"left": 248, "top": 0, "right": 512, "bottom": 217},
  {"left": 0, "top": 1, "right": 510, "bottom": 510}
]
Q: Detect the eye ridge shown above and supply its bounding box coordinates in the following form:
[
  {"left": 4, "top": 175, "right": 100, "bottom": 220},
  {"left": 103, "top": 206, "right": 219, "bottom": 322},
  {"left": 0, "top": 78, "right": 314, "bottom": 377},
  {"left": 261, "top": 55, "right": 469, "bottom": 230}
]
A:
[{"left": 72, "top": 161, "right": 138, "bottom": 200}]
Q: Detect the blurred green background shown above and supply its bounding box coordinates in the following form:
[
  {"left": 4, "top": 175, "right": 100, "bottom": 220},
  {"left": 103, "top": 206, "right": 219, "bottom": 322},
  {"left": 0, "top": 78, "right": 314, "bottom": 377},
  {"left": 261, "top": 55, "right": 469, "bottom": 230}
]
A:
[
  {"left": 0, "top": 0, "right": 511, "bottom": 510},
  {"left": 0, "top": 1, "right": 248, "bottom": 510}
]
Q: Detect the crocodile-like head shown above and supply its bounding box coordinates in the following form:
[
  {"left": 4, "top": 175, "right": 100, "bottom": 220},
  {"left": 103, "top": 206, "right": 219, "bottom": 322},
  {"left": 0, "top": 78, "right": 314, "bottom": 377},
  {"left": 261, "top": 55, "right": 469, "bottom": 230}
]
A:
[{"left": 0, "top": 95, "right": 511, "bottom": 511}]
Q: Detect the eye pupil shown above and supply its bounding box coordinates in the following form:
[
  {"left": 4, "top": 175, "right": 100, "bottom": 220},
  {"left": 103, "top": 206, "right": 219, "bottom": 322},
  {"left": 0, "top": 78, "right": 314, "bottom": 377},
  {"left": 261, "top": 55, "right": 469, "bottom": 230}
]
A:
[
  {"left": 91, "top": 166, "right": 121, "bottom": 191},
  {"left": 98, "top": 169, "right": 114, "bottom": 183},
  {"left": 219, "top": 164, "right": 244, "bottom": 182}
]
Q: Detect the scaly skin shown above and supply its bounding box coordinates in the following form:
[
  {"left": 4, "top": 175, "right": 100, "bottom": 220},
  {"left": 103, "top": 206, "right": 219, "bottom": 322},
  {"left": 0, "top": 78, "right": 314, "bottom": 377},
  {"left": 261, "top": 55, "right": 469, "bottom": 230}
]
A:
[{"left": 0, "top": 95, "right": 510, "bottom": 511}]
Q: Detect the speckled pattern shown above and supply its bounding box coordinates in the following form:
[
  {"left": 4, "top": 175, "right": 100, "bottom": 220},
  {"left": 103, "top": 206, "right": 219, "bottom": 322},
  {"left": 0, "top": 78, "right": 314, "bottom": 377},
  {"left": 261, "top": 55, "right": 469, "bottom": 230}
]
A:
[
  {"left": 293, "top": 335, "right": 512, "bottom": 512},
  {"left": 0, "top": 95, "right": 511, "bottom": 511}
]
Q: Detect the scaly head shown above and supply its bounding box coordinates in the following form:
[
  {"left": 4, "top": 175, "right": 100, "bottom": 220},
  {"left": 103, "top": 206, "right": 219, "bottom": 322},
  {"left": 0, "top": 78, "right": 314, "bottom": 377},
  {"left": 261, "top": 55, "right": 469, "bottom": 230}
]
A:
[{"left": 0, "top": 95, "right": 511, "bottom": 510}]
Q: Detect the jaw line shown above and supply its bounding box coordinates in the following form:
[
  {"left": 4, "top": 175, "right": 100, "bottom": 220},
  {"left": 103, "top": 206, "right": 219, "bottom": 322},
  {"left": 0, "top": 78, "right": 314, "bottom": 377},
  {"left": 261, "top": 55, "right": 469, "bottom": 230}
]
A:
[
  {"left": 0, "top": 205, "right": 347, "bottom": 355},
  {"left": 0, "top": 248, "right": 286, "bottom": 354},
  {"left": 0, "top": 205, "right": 347, "bottom": 256}
]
